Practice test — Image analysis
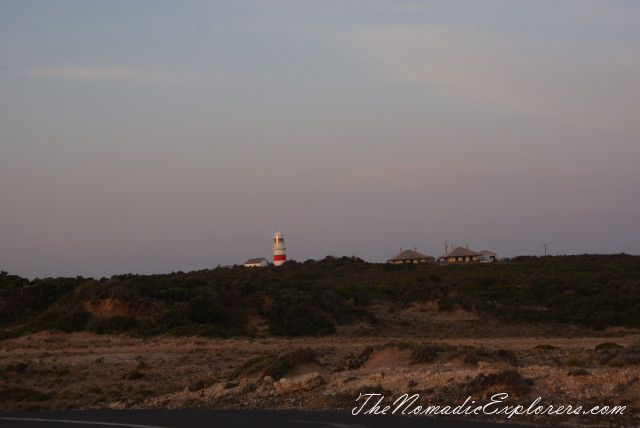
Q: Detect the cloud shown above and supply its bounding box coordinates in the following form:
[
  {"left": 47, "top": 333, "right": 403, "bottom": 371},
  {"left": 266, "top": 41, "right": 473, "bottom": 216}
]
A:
[
  {"left": 334, "top": 24, "right": 640, "bottom": 134},
  {"left": 25, "top": 66, "right": 238, "bottom": 85}
]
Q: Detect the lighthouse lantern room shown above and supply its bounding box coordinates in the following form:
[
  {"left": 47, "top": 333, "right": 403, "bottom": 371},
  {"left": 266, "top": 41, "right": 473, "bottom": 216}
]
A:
[{"left": 272, "top": 229, "right": 287, "bottom": 266}]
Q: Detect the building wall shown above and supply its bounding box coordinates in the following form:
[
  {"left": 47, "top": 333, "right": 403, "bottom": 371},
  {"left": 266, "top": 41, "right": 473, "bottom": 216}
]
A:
[
  {"left": 390, "top": 258, "right": 433, "bottom": 264},
  {"left": 444, "top": 255, "right": 478, "bottom": 263}
]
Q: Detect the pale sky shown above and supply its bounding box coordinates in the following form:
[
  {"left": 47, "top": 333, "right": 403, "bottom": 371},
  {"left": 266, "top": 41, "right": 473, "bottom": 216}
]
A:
[{"left": 1, "top": 1, "right": 639, "bottom": 278}]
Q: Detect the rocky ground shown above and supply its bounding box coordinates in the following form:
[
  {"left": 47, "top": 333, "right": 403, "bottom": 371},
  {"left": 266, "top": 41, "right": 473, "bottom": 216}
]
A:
[{"left": 1, "top": 305, "right": 639, "bottom": 427}]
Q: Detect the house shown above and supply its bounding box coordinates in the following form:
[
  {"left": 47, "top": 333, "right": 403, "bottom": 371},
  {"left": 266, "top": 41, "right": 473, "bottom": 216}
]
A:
[
  {"left": 387, "top": 247, "right": 435, "bottom": 264},
  {"left": 477, "top": 250, "right": 497, "bottom": 262},
  {"left": 440, "top": 245, "right": 481, "bottom": 263},
  {"left": 244, "top": 258, "right": 269, "bottom": 267}
]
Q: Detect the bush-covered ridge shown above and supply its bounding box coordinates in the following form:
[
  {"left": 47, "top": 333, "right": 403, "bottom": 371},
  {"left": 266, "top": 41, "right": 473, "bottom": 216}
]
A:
[{"left": 1, "top": 254, "right": 639, "bottom": 337}]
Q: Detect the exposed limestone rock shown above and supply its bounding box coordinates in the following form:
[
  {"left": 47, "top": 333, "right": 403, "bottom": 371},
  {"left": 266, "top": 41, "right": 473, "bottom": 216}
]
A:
[{"left": 275, "top": 372, "right": 324, "bottom": 395}]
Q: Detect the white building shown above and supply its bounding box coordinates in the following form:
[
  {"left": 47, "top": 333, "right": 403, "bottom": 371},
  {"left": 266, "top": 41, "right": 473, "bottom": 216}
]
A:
[
  {"left": 477, "top": 250, "right": 498, "bottom": 262},
  {"left": 244, "top": 258, "right": 269, "bottom": 267}
]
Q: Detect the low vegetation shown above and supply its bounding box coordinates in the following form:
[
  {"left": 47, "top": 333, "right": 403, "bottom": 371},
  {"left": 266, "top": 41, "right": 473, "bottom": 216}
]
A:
[
  {"left": 1, "top": 254, "right": 639, "bottom": 337},
  {"left": 235, "top": 348, "right": 316, "bottom": 380},
  {"left": 457, "top": 370, "right": 533, "bottom": 399}
]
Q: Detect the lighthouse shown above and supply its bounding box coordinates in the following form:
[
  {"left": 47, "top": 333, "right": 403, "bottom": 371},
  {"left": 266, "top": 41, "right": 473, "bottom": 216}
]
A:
[{"left": 272, "top": 229, "right": 286, "bottom": 266}]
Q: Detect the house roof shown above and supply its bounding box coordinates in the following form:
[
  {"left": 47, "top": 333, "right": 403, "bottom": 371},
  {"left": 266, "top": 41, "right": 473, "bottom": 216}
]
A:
[
  {"left": 480, "top": 250, "right": 497, "bottom": 256},
  {"left": 440, "top": 247, "right": 482, "bottom": 258},
  {"left": 245, "top": 258, "right": 268, "bottom": 264},
  {"left": 388, "top": 249, "right": 434, "bottom": 262}
]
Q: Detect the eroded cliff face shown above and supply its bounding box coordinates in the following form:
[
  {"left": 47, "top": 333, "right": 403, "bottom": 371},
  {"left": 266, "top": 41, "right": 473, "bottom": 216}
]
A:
[{"left": 83, "top": 298, "right": 143, "bottom": 318}]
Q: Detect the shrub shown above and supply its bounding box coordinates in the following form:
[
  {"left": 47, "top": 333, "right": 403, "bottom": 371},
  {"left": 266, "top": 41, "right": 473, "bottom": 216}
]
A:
[
  {"left": 567, "top": 368, "right": 589, "bottom": 376},
  {"left": 188, "top": 378, "right": 218, "bottom": 391},
  {"left": 4, "top": 362, "right": 28, "bottom": 374},
  {"left": 0, "top": 330, "right": 20, "bottom": 340},
  {"left": 237, "top": 355, "right": 277, "bottom": 373},
  {"left": 25, "top": 310, "right": 91, "bottom": 333},
  {"left": 603, "top": 342, "right": 640, "bottom": 367},
  {"left": 267, "top": 292, "right": 335, "bottom": 336},
  {"left": 125, "top": 370, "right": 145, "bottom": 380},
  {"left": 235, "top": 348, "right": 316, "bottom": 380},
  {"left": 566, "top": 354, "right": 584, "bottom": 367},
  {"left": 262, "top": 360, "right": 290, "bottom": 379},
  {"left": 345, "top": 346, "right": 376, "bottom": 370},
  {"left": 457, "top": 347, "right": 518, "bottom": 366},
  {"left": 281, "top": 348, "right": 316, "bottom": 366},
  {"left": 187, "top": 296, "right": 230, "bottom": 324},
  {"left": 594, "top": 342, "right": 640, "bottom": 366},
  {"left": 595, "top": 342, "right": 622, "bottom": 351},
  {"left": 535, "top": 344, "right": 556, "bottom": 351},
  {"left": 459, "top": 370, "right": 532, "bottom": 399},
  {"left": 0, "top": 387, "right": 53, "bottom": 402},
  {"left": 88, "top": 316, "right": 140, "bottom": 335},
  {"left": 410, "top": 343, "right": 453, "bottom": 364}
]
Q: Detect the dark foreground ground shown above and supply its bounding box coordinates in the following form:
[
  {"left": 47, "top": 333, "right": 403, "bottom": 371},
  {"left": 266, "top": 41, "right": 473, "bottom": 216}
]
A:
[
  {"left": 1, "top": 331, "right": 638, "bottom": 427},
  {"left": 0, "top": 409, "right": 535, "bottom": 428}
]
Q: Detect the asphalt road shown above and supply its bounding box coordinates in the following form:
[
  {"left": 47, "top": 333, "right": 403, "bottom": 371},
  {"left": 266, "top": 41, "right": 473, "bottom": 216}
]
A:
[{"left": 0, "top": 409, "right": 535, "bottom": 428}]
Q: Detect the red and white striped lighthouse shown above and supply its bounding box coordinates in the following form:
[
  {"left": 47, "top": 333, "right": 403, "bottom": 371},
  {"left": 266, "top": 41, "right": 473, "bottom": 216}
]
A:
[{"left": 272, "top": 229, "right": 286, "bottom": 266}]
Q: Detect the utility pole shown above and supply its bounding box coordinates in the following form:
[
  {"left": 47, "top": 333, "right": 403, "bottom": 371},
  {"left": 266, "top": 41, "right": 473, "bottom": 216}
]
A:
[{"left": 544, "top": 242, "right": 548, "bottom": 256}]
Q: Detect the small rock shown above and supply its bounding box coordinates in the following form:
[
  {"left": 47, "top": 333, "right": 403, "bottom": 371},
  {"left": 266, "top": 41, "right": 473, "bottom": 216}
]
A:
[
  {"left": 369, "top": 373, "right": 383, "bottom": 381},
  {"left": 275, "top": 372, "right": 324, "bottom": 395}
]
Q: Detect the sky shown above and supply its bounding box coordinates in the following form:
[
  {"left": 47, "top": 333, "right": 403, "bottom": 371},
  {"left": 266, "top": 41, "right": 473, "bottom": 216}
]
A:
[{"left": 1, "top": 1, "right": 639, "bottom": 279}]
